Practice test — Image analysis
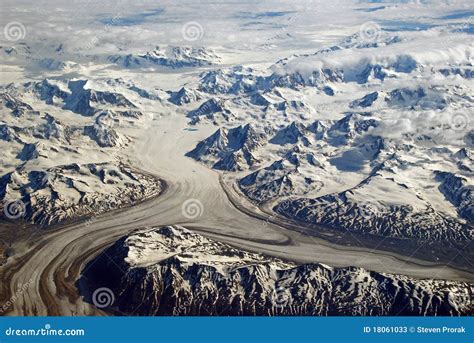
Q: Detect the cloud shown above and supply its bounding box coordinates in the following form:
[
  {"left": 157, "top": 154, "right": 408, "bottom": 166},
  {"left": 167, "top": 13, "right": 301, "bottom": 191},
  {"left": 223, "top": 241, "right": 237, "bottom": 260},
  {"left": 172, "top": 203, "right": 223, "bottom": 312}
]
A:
[{"left": 369, "top": 109, "right": 472, "bottom": 145}]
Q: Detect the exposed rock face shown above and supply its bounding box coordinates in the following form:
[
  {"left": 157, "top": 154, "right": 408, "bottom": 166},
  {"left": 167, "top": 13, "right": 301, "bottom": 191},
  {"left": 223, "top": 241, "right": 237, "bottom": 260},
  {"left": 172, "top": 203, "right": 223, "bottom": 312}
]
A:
[
  {"left": 0, "top": 163, "right": 162, "bottom": 225},
  {"left": 0, "top": 112, "right": 125, "bottom": 149},
  {"left": 273, "top": 161, "right": 473, "bottom": 245},
  {"left": 184, "top": 36, "right": 473, "bottom": 249},
  {"left": 81, "top": 226, "right": 474, "bottom": 316},
  {"left": 187, "top": 98, "right": 235, "bottom": 124},
  {"left": 109, "top": 46, "right": 221, "bottom": 69},
  {"left": 0, "top": 93, "right": 38, "bottom": 117},
  {"left": 16, "top": 142, "right": 46, "bottom": 161},
  {"left": 349, "top": 86, "right": 453, "bottom": 110},
  {"left": 239, "top": 149, "right": 325, "bottom": 203},
  {"left": 198, "top": 66, "right": 264, "bottom": 95},
  {"left": 436, "top": 171, "right": 474, "bottom": 223},
  {"left": 270, "top": 122, "right": 311, "bottom": 146},
  {"left": 274, "top": 191, "right": 472, "bottom": 245},
  {"left": 83, "top": 115, "right": 124, "bottom": 148},
  {"left": 0, "top": 78, "right": 163, "bottom": 225},
  {"left": 169, "top": 87, "right": 203, "bottom": 105},
  {"left": 26, "top": 79, "right": 137, "bottom": 116}
]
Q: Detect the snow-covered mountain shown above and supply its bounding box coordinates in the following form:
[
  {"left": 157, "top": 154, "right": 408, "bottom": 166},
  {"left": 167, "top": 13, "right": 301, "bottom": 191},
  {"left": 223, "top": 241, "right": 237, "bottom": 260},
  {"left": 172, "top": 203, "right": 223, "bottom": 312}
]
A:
[
  {"left": 187, "top": 124, "right": 266, "bottom": 171},
  {"left": 0, "top": 43, "right": 78, "bottom": 72},
  {"left": 239, "top": 146, "right": 327, "bottom": 202},
  {"left": 2, "top": 0, "right": 474, "bottom": 318},
  {"left": 108, "top": 46, "right": 221, "bottom": 69},
  {"left": 0, "top": 163, "right": 163, "bottom": 225},
  {"left": 168, "top": 87, "right": 203, "bottom": 105},
  {"left": 349, "top": 85, "right": 472, "bottom": 111},
  {"left": 186, "top": 98, "right": 235, "bottom": 125},
  {"left": 81, "top": 225, "right": 473, "bottom": 316},
  {"left": 1, "top": 92, "right": 39, "bottom": 117},
  {"left": 25, "top": 79, "right": 138, "bottom": 116},
  {"left": 0, "top": 78, "right": 162, "bottom": 225},
  {"left": 274, "top": 171, "right": 472, "bottom": 244},
  {"left": 436, "top": 170, "right": 474, "bottom": 223},
  {"left": 184, "top": 30, "right": 474, "bottom": 249}
]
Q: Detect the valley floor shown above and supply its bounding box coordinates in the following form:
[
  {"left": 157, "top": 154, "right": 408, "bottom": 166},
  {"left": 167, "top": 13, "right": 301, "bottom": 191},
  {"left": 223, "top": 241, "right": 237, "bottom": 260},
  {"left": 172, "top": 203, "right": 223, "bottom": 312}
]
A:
[{"left": 1, "top": 114, "right": 472, "bottom": 316}]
